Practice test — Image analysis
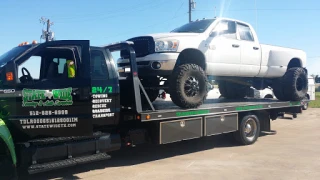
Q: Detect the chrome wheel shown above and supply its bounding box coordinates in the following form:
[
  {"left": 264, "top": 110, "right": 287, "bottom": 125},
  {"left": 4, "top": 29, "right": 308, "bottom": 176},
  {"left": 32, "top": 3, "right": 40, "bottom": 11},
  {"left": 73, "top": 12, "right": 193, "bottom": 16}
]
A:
[{"left": 244, "top": 117, "right": 257, "bottom": 141}]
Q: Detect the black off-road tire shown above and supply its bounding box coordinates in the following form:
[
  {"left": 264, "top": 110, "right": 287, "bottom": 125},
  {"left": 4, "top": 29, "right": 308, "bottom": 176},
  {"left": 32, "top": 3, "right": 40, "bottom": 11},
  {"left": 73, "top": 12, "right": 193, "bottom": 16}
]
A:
[
  {"left": 169, "top": 64, "right": 208, "bottom": 108},
  {"left": 283, "top": 67, "right": 308, "bottom": 101},
  {"left": 233, "top": 114, "right": 260, "bottom": 145},
  {"left": 273, "top": 67, "right": 308, "bottom": 101},
  {"left": 218, "top": 80, "right": 250, "bottom": 99}
]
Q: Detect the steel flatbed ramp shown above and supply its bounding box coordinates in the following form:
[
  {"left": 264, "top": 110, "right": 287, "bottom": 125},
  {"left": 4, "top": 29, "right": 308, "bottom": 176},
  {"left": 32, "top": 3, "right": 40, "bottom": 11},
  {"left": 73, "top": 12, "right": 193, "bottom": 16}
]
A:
[{"left": 140, "top": 98, "right": 301, "bottom": 121}]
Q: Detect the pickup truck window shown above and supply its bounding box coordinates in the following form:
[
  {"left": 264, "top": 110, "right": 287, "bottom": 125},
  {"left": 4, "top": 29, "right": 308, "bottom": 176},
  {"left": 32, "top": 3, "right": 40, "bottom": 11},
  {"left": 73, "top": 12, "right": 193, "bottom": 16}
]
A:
[
  {"left": 212, "top": 20, "right": 237, "bottom": 39},
  {"left": 171, "top": 19, "right": 215, "bottom": 33},
  {"left": 237, "top": 23, "right": 254, "bottom": 41},
  {"left": 90, "top": 50, "right": 109, "bottom": 80}
]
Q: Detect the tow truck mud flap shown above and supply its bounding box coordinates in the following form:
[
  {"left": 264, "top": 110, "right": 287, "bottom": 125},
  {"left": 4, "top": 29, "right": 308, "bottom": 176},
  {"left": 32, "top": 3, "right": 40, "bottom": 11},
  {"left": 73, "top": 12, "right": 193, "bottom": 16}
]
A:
[
  {"left": 160, "top": 117, "right": 202, "bottom": 144},
  {"left": 204, "top": 113, "right": 238, "bottom": 136}
]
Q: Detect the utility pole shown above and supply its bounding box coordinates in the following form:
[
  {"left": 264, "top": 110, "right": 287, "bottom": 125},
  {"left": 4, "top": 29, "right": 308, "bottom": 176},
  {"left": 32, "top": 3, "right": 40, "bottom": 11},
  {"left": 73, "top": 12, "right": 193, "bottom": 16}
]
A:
[
  {"left": 189, "top": 0, "right": 196, "bottom": 22},
  {"left": 40, "top": 17, "right": 54, "bottom": 42},
  {"left": 214, "top": 6, "right": 216, "bottom": 17}
]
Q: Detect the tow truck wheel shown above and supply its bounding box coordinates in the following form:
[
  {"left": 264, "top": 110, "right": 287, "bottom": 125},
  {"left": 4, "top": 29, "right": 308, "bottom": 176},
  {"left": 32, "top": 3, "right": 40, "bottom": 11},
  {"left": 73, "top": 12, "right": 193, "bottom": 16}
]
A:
[
  {"left": 0, "top": 142, "right": 18, "bottom": 180},
  {"left": 233, "top": 114, "right": 260, "bottom": 145},
  {"left": 169, "top": 63, "right": 208, "bottom": 108},
  {"left": 302, "top": 96, "right": 309, "bottom": 110}
]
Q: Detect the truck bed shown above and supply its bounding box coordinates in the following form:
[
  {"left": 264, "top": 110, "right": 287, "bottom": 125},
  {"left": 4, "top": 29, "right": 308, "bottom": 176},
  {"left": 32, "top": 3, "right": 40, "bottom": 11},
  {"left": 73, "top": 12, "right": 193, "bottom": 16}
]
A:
[{"left": 140, "top": 98, "right": 301, "bottom": 121}]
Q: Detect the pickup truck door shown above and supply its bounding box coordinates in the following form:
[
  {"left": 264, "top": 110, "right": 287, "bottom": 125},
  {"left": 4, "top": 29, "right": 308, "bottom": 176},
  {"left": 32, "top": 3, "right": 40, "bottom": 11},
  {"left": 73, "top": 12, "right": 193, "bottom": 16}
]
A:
[
  {"left": 236, "top": 22, "right": 262, "bottom": 77},
  {"left": 4, "top": 41, "right": 93, "bottom": 140},
  {"left": 205, "top": 20, "right": 241, "bottom": 76}
]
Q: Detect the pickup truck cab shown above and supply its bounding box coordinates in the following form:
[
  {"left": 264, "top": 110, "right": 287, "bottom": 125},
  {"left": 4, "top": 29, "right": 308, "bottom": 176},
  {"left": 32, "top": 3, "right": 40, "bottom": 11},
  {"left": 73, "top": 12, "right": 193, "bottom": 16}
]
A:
[{"left": 118, "top": 17, "right": 308, "bottom": 109}]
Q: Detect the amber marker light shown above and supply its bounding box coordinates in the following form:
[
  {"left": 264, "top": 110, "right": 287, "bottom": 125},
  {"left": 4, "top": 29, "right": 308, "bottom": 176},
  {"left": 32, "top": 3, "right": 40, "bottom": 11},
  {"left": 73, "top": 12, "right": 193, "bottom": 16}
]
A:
[{"left": 6, "top": 72, "right": 13, "bottom": 81}]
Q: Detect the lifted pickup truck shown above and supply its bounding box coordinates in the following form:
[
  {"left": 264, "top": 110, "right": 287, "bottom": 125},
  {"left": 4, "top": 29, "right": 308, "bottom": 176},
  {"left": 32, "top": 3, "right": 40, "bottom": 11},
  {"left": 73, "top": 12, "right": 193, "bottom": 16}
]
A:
[
  {"left": 0, "top": 40, "right": 303, "bottom": 179},
  {"left": 117, "top": 17, "right": 308, "bottom": 109}
]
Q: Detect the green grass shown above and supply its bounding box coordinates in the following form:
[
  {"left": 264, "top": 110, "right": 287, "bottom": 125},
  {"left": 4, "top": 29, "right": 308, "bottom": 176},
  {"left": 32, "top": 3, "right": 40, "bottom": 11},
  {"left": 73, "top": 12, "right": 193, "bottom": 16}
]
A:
[{"left": 309, "top": 92, "right": 320, "bottom": 108}]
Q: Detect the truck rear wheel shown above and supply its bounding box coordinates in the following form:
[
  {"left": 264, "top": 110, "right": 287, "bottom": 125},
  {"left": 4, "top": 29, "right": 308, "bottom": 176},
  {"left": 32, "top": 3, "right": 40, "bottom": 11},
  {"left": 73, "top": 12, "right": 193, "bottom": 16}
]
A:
[
  {"left": 169, "top": 64, "right": 208, "bottom": 108},
  {"left": 273, "top": 67, "right": 308, "bottom": 101},
  {"left": 218, "top": 80, "right": 249, "bottom": 99},
  {"left": 283, "top": 67, "right": 308, "bottom": 101},
  {"left": 233, "top": 114, "right": 260, "bottom": 145}
]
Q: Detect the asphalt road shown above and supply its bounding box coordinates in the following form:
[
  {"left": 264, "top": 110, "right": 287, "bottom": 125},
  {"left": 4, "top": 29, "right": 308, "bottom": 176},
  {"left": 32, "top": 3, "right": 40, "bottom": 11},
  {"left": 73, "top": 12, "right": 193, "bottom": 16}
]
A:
[{"left": 22, "top": 108, "right": 320, "bottom": 180}]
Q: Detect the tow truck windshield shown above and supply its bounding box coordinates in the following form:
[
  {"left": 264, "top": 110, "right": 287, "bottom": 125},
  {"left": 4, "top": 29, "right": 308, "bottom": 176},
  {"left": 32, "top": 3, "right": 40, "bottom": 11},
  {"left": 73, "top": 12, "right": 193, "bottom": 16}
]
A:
[{"left": 0, "top": 46, "right": 31, "bottom": 67}]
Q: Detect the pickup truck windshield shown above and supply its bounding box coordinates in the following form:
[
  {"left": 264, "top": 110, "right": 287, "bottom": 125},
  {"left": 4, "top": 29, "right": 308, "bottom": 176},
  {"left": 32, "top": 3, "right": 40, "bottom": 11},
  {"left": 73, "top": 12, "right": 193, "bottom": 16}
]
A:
[
  {"left": 0, "top": 46, "right": 30, "bottom": 67},
  {"left": 171, "top": 19, "right": 216, "bottom": 33}
]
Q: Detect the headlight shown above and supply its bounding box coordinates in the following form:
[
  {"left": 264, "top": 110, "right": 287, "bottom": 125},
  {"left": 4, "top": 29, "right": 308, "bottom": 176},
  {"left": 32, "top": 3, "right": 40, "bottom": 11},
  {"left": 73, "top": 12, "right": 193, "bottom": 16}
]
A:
[{"left": 155, "top": 40, "right": 179, "bottom": 52}]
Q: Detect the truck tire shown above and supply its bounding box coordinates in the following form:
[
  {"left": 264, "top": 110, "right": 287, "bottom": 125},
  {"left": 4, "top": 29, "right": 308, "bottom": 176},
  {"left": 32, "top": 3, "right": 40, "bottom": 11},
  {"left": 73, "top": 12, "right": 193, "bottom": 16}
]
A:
[
  {"left": 0, "top": 143, "right": 18, "bottom": 180},
  {"left": 218, "top": 80, "right": 249, "bottom": 99},
  {"left": 282, "top": 67, "right": 308, "bottom": 101},
  {"left": 169, "top": 64, "right": 208, "bottom": 108},
  {"left": 273, "top": 67, "right": 308, "bottom": 101},
  {"left": 233, "top": 114, "right": 260, "bottom": 145}
]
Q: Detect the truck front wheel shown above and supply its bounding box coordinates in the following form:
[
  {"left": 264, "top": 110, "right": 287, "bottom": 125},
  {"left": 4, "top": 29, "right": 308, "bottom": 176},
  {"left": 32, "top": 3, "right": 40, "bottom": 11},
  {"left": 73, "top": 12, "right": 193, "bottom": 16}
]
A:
[{"left": 169, "top": 64, "right": 208, "bottom": 108}]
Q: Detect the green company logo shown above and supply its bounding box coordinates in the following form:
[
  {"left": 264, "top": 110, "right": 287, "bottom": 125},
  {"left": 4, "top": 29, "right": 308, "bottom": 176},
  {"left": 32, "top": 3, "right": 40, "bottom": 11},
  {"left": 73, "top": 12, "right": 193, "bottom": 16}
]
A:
[
  {"left": 22, "top": 88, "right": 73, "bottom": 108},
  {"left": 176, "top": 109, "right": 210, "bottom": 117},
  {"left": 236, "top": 105, "right": 263, "bottom": 111}
]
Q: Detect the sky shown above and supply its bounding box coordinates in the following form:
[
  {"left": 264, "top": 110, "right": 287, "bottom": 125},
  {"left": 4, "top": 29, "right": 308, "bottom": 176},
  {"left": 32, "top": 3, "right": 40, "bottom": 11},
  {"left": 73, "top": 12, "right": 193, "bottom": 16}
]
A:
[{"left": 0, "top": 0, "right": 320, "bottom": 76}]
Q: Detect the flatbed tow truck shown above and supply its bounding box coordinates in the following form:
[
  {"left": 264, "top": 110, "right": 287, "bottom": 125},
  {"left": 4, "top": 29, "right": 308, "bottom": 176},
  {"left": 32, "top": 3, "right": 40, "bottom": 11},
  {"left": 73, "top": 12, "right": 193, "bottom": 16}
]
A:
[{"left": 0, "top": 40, "right": 303, "bottom": 179}]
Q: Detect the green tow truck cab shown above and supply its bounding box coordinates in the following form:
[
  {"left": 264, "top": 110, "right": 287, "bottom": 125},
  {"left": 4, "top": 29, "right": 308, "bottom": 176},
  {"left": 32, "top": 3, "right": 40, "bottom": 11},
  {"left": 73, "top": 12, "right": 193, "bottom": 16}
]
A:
[{"left": 0, "top": 40, "right": 303, "bottom": 179}]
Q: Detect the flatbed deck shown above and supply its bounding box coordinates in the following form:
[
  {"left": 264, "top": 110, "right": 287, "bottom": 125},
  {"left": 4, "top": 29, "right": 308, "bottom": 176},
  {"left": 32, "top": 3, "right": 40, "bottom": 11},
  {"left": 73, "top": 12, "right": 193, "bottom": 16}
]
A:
[{"left": 140, "top": 98, "right": 302, "bottom": 121}]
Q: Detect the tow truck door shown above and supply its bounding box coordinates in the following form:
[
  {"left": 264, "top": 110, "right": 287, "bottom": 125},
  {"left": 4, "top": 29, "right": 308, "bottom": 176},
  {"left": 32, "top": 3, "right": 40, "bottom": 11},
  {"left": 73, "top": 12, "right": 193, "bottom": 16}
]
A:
[
  {"left": 90, "top": 47, "right": 119, "bottom": 126},
  {"left": 7, "top": 40, "right": 93, "bottom": 140}
]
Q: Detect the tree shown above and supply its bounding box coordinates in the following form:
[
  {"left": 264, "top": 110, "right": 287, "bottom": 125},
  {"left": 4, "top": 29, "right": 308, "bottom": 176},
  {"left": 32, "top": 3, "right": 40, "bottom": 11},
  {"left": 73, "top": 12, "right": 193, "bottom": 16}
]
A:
[{"left": 315, "top": 75, "right": 320, "bottom": 83}]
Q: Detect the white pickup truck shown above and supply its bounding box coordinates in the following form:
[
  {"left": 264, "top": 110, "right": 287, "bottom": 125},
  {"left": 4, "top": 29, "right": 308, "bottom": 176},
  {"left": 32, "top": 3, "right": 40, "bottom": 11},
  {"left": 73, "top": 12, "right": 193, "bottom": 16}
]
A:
[{"left": 118, "top": 17, "right": 308, "bottom": 108}]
